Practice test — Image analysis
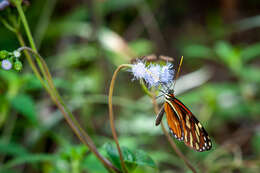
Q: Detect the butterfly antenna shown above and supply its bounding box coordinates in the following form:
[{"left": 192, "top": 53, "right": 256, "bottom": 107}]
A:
[
  {"left": 156, "top": 94, "right": 164, "bottom": 99},
  {"left": 173, "top": 56, "right": 184, "bottom": 88},
  {"left": 159, "top": 89, "right": 166, "bottom": 95}
]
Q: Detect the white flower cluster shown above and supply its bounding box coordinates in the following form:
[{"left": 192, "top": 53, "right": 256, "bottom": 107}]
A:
[
  {"left": 0, "top": 50, "right": 22, "bottom": 71},
  {"left": 131, "top": 60, "right": 174, "bottom": 87}
]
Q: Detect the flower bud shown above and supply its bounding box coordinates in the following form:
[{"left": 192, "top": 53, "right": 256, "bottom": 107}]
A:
[
  {"left": 14, "top": 60, "right": 23, "bottom": 71},
  {"left": 0, "top": 50, "right": 10, "bottom": 60}
]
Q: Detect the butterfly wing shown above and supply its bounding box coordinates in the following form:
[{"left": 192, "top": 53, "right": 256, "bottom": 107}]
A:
[
  {"left": 164, "top": 101, "right": 184, "bottom": 141},
  {"left": 165, "top": 97, "right": 212, "bottom": 152}
]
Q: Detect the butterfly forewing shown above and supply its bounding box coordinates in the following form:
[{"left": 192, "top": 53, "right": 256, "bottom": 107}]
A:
[
  {"left": 164, "top": 102, "right": 183, "bottom": 141},
  {"left": 165, "top": 94, "right": 212, "bottom": 152}
]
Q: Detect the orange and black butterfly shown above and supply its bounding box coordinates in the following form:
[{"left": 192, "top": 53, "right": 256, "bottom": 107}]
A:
[{"left": 156, "top": 57, "right": 212, "bottom": 152}]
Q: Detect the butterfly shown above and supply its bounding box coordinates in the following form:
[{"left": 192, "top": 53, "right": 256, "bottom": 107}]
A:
[{"left": 155, "top": 57, "right": 212, "bottom": 152}]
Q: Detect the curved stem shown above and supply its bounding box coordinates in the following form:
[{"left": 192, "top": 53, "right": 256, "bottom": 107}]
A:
[
  {"left": 108, "top": 64, "right": 132, "bottom": 173},
  {"left": 11, "top": 3, "right": 121, "bottom": 172},
  {"left": 17, "top": 47, "right": 120, "bottom": 173},
  {"left": 151, "top": 93, "right": 197, "bottom": 173},
  {"left": 15, "top": 32, "right": 49, "bottom": 92}
]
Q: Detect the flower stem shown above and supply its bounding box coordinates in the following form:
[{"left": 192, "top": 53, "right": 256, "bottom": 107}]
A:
[
  {"left": 151, "top": 93, "right": 197, "bottom": 173},
  {"left": 11, "top": 3, "right": 121, "bottom": 172},
  {"left": 15, "top": 2, "right": 37, "bottom": 52},
  {"left": 15, "top": 31, "right": 49, "bottom": 91},
  {"left": 108, "top": 64, "right": 132, "bottom": 173},
  {"left": 15, "top": 1, "right": 48, "bottom": 87},
  {"left": 17, "top": 47, "right": 120, "bottom": 173}
]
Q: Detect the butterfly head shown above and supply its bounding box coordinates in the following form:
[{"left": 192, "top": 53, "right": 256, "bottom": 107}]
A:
[
  {"left": 167, "top": 89, "right": 174, "bottom": 94},
  {"left": 164, "top": 89, "right": 175, "bottom": 99}
]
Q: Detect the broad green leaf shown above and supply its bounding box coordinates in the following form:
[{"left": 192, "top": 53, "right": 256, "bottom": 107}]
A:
[
  {"left": 104, "top": 142, "right": 124, "bottom": 170},
  {"left": 182, "top": 44, "right": 212, "bottom": 59},
  {"left": 241, "top": 43, "right": 260, "bottom": 62},
  {"left": 214, "top": 41, "right": 233, "bottom": 60},
  {"left": 122, "top": 147, "right": 137, "bottom": 172},
  {"left": 134, "top": 150, "right": 156, "bottom": 168},
  {"left": 83, "top": 153, "right": 109, "bottom": 173},
  {"left": 0, "top": 154, "right": 58, "bottom": 172},
  {"left": 104, "top": 142, "right": 136, "bottom": 171},
  {"left": 23, "top": 74, "right": 43, "bottom": 91},
  {"left": 129, "top": 39, "right": 154, "bottom": 56},
  {"left": 0, "top": 140, "right": 28, "bottom": 156},
  {"left": 60, "top": 145, "right": 88, "bottom": 160},
  {"left": 10, "top": 94, "right": 37, "bottom": 124},
  {"left": 214, "top": 41, "right": 242, "bottom": 70},
  {"left": 240, "top": 66, "right": 260, "bottom": 83},
  {"left": 54, "top": 44, "right": 98, "bottom": 68},
  {"left": 104, "top": 142, "right": 156, "bottom": 171}
]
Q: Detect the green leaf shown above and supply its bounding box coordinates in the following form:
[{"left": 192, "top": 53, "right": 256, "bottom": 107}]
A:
[
  {"left": 134, "top": 150, "right": 156, "bottom": 168},
  {"left": 241, "top": 43, "right": 260, "bottom": 62},
  {"left": 0, "top": 154, "right": 58, "bottom": 172},
  {"left": 10, "top": 94, "right": 37, "bottom": 124},
  {"left": 60, "top": 144, "right": 88, "bottom": 160},
  {"left": 214, "top": 41, "right": 242, "bottom": 72},
  {"left": 0, "top": 140, "right": 28, "bottom": 156},
  {"left": 104, "top": 142, "right": 156, "bottom": 171},
  {"left": 54, "top": 44, "right": 98, "bottom": 68},
  {"left": 104, "top": 142, "right": 125, "bottom": 170},
  {"left": 214, "top": 41, "right": 233, "bottom": 60},
  {"left": 240, "top": 66, "right": 260, "bottom": 83},
  {"left": 182, "top": 44, "right": 212, "bottom": 59},
  {"left": 84, "top": 153, "right": 109, "bottom": 173},
  {"left": 122, "top": 147, "right": 137, "bottom": 172},
  {"left": 129, "top": 39, "right": 154, "bottom": 56},
  {"left": 104, "top": 142, "right": 136, "bottom": 171}
]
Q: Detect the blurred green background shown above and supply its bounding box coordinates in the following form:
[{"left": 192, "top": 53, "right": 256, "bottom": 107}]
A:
[{"left": 0, "top": 0, "right": 260, "bottom": 172}]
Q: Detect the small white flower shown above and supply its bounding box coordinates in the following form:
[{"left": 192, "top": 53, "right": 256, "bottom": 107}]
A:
[
  {"left": 160, "top": 63, "right": 174, "bottom": 84},
  {"left": 131, "top": 61, "right": 147, "bottom": 80},
  {"left": 144, "top": 64, "right": 161, "bottom": 87},
  {"left": 1, "top": 59, "right": 12, "bottom": 70},
  {"left": 13, "top": 50, "right": 21, "bottom": 58}
]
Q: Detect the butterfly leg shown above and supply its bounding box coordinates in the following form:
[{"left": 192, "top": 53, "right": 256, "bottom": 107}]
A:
[{"left": 155, "top": 105, "right": 165, "bottom": 126}]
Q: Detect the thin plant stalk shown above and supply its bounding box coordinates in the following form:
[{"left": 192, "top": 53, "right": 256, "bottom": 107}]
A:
[
  {"left": 16, "top": 47, "right": 120, "bottom": 173},
  {"left": 151, "top": 93, "right": 197, "bottom": 173},
  {"left": 7, "top": 2, "right": 120, "bottom": 172},
  {"left": 108, "top": 64, "right": 132, "bottom": 173},
  {"left": 15, "top": 1, "right": 37, "bottom": 52}
]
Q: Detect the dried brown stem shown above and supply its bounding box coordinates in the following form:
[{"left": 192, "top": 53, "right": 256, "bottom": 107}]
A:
[
  {"left": 108, "top": 64, "right": 132, "bottom": 173},
  {"left": 16, "top": 46, "right": 120, "bottom": 173}
]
